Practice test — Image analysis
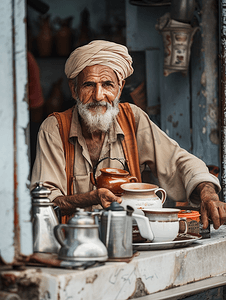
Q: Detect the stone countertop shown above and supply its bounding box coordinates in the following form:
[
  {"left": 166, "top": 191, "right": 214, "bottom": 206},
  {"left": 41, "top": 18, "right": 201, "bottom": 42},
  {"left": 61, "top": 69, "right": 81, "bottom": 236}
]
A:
[{"left": 1, "top": 225, "right": 226, "bottom": 300}]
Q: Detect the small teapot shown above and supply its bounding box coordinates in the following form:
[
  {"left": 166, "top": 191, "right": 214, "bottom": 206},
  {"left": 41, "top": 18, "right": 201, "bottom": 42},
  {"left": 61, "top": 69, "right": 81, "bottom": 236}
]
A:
[
  {"left": 134, "top": 208, "right": 188, "bottom": 243},
  {"left": 91, "top": 157, "right": 138, "bottom": 196},
  {"left": 54, "top": 209, "right": 108, "bottom": 262}
]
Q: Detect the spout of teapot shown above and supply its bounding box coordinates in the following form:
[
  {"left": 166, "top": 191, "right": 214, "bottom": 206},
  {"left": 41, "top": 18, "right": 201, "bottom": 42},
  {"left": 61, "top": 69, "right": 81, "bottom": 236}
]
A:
[{"left": 133, "top": 214, "right": 154, "bottom": 241}]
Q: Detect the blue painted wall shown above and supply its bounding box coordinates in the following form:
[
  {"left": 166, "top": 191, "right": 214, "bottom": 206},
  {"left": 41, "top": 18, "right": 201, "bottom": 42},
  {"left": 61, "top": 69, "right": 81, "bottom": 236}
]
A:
[{"left": 126, "top": 0, "right": 219, "bottom": 168}]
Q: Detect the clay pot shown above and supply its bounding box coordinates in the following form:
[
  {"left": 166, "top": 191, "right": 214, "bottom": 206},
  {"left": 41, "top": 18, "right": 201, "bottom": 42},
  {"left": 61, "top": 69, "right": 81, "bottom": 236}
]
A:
[
  {"left": 44, "top": 78, "right": 64, "bottom": 117},
  {"left": 91, "top": 168, "right": 138, "bottom": 196},
  {"left": 120, "top": 182, "right": 167, "bottom": 243},
  {"left": 120, "top": 182, "right": 166, "bottom": 214},
  {"left": 55, "top": 16, "right": 73, "bottom": 57},
  {"left": 76, "top": 8, "right": 93, "bottom": 47},
  {"left": 36, "top": 15, "right": 53, "bottom": 57}
]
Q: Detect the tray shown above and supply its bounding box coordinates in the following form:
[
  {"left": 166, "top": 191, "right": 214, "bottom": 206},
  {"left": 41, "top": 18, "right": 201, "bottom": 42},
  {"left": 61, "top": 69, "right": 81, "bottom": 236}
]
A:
[{"left": 133, "top": 233, "right": 202, "bottom": 250}]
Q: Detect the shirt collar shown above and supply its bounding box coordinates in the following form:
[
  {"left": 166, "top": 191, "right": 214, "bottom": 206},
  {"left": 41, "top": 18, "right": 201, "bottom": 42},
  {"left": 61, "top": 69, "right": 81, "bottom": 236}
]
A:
[{"left": 69, "top": 105, "right": 82, "bottom": 139}]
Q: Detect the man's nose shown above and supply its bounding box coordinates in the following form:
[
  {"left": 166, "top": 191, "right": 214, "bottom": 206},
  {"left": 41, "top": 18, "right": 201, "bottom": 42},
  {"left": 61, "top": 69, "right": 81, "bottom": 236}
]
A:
[{"left": 93, "top": 84, "right": 104, "bottom": 101}]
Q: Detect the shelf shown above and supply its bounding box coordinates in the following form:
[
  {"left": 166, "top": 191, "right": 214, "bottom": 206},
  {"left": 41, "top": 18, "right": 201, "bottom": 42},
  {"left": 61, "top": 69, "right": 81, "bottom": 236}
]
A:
[{"left": 129, "top": 0, "right": 171, "bottom": 7}]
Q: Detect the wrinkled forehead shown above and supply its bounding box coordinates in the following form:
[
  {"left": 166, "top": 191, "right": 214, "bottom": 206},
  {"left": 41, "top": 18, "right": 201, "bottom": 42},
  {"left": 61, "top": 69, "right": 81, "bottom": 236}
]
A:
[{"left": 77, "top": 65, "right": 119, "bottom": 84}]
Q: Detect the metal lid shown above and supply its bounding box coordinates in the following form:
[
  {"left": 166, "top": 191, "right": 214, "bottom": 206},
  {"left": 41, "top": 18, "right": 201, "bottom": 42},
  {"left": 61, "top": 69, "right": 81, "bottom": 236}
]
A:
[
  {"left": 106, "top": 201, "right": 124, "bottom": 211},
  {"left": 178, "top": 210, "right": 200, "bottom": 219},
  {"left": 31, "top": 181, "right": 51, "bottom": 199},
  {"left": 68, "top": 208, "right": 94, "bottom": 225}
]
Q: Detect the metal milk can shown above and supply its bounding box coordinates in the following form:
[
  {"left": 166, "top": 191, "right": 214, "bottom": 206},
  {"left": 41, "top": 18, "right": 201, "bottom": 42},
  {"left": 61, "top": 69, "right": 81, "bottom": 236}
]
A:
[
  {"left": 31, "top": 181, "right": 60, "bottom": 253},
  {"left": 101, "top": 202, "right": 134, "bottom": 259}
]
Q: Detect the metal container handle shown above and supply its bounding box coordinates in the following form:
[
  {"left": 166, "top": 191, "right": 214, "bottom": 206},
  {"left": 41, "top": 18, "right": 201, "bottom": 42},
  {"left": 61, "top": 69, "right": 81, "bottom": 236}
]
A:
[
  {"left": 123, "top": 206, "right": 134, "bottom": 249},
  {"left": 179, "top": 217, "right": 188, "bottom": 235},
  {"left": 105, "top": 210, "right": 112, "bottom": 248},
  {"left": 154, "top": 188, "right": 167, "bottom": 204},
  {"left": 54, "top": 224, "right": 67, "bottom": 247}
]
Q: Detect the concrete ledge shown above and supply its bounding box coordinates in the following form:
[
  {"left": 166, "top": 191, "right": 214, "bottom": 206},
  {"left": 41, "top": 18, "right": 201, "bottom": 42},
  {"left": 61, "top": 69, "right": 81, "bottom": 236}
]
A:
[
  {"left": 1, "top": 226, "right": 226, "bottom": 300},
  {"left": 137, "top": 274, "right": 226, "bottom": 300}
]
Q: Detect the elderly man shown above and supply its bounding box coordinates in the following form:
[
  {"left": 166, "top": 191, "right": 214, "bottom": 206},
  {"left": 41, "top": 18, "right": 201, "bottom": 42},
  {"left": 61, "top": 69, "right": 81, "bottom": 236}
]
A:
[{"left": 31, "top": 40, "right": 225, "bottom": 229}]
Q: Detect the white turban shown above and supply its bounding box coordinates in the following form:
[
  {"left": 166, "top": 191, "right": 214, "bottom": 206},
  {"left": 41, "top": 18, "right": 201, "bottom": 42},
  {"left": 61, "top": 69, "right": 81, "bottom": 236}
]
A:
[{"left": 65, "top": 40, "right": 134, "bottom": 85}]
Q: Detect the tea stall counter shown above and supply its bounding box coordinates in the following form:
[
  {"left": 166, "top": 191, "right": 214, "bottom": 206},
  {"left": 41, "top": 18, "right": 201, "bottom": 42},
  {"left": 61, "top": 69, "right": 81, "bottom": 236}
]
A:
[{"left": 2, "top": 225, "right": 226, "bottom": 299}]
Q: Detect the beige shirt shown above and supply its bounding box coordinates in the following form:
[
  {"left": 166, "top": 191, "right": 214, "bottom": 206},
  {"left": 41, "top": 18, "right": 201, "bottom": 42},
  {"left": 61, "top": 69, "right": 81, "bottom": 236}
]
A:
[{"left": 30, "top": 104, "right": 221, "bottom": 204}]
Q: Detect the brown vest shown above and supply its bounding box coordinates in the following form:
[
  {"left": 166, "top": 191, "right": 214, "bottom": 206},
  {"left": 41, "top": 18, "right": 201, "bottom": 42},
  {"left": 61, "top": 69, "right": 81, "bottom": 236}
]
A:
[{"left": 51, "top": 103, "right": 141, "bottom": 222}]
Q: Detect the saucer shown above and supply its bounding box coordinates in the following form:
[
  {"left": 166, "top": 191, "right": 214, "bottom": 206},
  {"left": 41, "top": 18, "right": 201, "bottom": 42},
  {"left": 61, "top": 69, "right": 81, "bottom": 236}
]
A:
[{"left": 132, "top": 233, "right": 202, "bottom": 250}]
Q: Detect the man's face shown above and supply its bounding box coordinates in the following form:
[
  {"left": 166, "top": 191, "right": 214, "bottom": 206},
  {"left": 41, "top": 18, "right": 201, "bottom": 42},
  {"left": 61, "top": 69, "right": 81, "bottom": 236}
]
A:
[
  {"left": 70, "top": 65, "right": 123, "bottom": 115},
  {"left": 68, "top": 65, "right": 125, "bottom": 133}
]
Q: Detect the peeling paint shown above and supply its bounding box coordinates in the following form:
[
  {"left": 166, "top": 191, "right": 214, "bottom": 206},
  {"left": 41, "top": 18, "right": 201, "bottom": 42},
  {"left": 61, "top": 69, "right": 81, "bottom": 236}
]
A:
[
  {"left": 167, "top": 115, "right": 173, "bottom": 122},
  {"left": 201, "top": 89, "right": 207, "bottom": 98},
  {"left": 173, "top": 251, "right": 186, "bottom": 282},
  {"left": 208, "top": 102, "right": 218, "bottom": 122},
  {"left": 201, "top": 71, "right": 206, "bottom": 86},
  {"left": 220, "top": 1, "right": 226, "bottom": 200},
  {"left": 86, "top": 274, "right": 98, "bottom": 284},
  {"left": 195, "top": 0, "right": 219, "bottom": 170},
  {"left": 210, "top": 129, "right": 219, "bottom": 145},
  {"left": 1, "top": 270, "right": 40, "bottom": 299},
  {"left": 213, "top": 97, "right": 217, "bottom": 104},
  {"left": 172, "top": 121, "right": 178, "bottom": 128},
  {"left": 64, "top": 276, "right": 72, "bottom": 289},
  {"left": 128, "top": 278, "right": 149, "bottom": 299}
]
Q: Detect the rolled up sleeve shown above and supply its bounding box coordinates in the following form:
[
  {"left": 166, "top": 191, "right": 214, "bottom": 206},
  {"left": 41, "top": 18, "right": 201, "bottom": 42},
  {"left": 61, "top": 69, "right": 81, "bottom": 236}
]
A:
[{"left": 130, "top": 104, "right": 221, "bottom": 203}]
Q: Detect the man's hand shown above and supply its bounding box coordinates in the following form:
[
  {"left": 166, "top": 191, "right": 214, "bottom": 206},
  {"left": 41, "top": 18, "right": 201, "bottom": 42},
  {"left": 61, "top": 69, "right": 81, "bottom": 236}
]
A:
[
  {"left": 198, "top": 182, "right": 226, "bottom": 229},
  {"left": 54, "top": 188, "right": 122, "bottom": 215},
  {"left": 97, "top": 188, "right": 122, "bottom": 208}
]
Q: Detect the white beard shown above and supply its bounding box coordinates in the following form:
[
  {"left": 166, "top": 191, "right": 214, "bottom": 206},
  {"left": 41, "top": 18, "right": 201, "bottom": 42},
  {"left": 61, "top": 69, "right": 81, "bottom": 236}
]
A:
[{"left": 77, "top": 97, "right": 120, "bottom": 133}]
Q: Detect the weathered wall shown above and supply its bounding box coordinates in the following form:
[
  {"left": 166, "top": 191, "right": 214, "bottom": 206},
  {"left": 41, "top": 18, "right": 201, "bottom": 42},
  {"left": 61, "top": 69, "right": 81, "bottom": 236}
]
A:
[
  {"left": 0, "top": 0, "right": 32, "bottom": 264},
  {"left": 191, "top": 0, "right": 219, "bottom": 166},
  {"left": 220, "top": 0, "right": 226, "bottom": 200},
  {"left": 126, "top": 0, "right": 219, "bottom": 167}
]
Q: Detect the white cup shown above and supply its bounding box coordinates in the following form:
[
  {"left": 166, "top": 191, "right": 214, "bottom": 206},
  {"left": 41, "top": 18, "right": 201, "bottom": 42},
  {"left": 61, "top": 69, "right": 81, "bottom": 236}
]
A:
[{"left": 140, "top": 208, "right": 187, "bottom": 243}]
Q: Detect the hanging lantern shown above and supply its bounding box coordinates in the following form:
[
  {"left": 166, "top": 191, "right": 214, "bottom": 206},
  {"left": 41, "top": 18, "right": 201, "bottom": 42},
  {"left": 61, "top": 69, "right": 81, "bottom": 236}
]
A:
[{"left": 155, "top": 13, "right": 199, "bottom": 76}]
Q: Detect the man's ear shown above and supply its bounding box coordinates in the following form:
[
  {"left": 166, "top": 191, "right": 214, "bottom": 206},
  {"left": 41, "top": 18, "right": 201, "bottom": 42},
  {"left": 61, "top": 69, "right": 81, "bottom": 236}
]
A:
[
  {"left": 68, "top": 80, "right": 77, "bottom": 100},
  {"left": 121, "top": 80, "right": 126, "bottom": 90},
  {"left": 118, "top": 80, "right": 126, "bottom": 98}
]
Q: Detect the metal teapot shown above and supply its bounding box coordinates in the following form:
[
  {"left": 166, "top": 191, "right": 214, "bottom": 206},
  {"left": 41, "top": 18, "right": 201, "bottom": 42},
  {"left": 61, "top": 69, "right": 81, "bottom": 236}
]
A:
[
  {"left": 31, "top": 181, "right": 61, "bottom": 253},
  {"left": 100, "top": 202, "right": 162, "bottom": 255},
  {"left": 100, "top": 202, "right": 135, "bottom": 258},
  {"left": 91, "top": 157, "right": 138, "bottom": 196},
  {"left": 54, "top": 209, "right": 108, "bottom": 262}
]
